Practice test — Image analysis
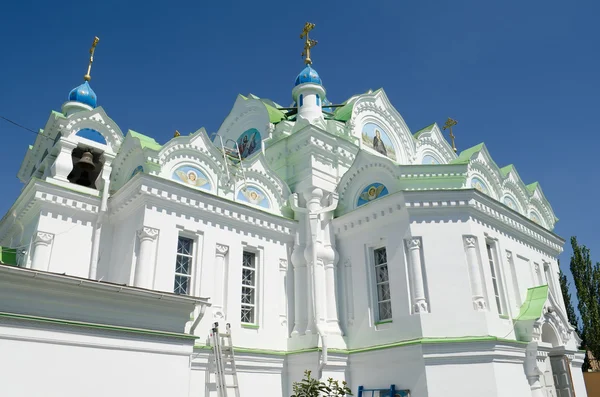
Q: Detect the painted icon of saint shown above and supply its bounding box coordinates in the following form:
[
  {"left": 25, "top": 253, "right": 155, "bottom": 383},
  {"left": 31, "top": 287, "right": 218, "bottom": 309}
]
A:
[
  {"left": 372, "top": 129, "right": 387, "bottom": 156},
  {"left": 360, "top": 184, "right": 385, "bottom": 202},
  {"left": 175, "top": 169, "right": 208, "bottom": 187},
  {"left": 241, "top": 188, "right": 265, "bottom": 205}
]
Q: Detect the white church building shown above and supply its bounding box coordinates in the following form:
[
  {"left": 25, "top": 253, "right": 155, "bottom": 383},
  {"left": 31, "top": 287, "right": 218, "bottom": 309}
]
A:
[{"left": 0, "top": 28, "right": 587, "bottom": 397}]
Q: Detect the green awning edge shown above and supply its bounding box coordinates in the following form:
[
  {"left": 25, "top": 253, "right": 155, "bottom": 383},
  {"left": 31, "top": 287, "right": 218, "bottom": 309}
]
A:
[
  {"left": 0, "top": 247, "right": 17, "bottom": 266},
  {"left": 516, "top": 285, "right": 549, "bottom": 321}
]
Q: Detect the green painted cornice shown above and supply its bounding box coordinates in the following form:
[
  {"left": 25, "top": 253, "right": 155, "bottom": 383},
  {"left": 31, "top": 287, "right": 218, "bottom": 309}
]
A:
[
  {"left": 413, "top": 123, "right": 436, "bottom": 138},
  {"left": 127, "top": 130, "right": 162, "bottom": 151},
  {"left": 194, "top": 335, "right": 527, "bottom": 356}
]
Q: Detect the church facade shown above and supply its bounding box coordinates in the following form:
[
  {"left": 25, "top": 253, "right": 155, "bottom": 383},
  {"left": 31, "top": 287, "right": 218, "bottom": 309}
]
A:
[{"left": 0, "top": 30, "right": 587, "bottom": 397}]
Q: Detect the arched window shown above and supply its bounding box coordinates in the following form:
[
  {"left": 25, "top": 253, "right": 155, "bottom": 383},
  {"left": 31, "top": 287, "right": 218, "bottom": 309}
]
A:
[
  {"left": 316, "top": 95, "right": 321, "bottom": 106},
  {"left": 76, "top": 128, "right": 107, "bottom": 145},
  {"left": 299, "top": 95, "right": 304, "bottom": 107}
]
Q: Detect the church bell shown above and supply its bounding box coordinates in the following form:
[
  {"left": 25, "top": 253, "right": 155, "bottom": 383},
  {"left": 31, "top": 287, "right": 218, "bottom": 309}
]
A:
[{"left": 75, "top": 151, "right": 95, "bottom": 171}]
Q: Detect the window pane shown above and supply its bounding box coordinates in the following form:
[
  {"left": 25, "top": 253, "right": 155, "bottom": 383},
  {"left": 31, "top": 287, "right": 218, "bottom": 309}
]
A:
[
  {"left": 242, "top": 268, "right": 255, "bottom": 286},
  {"left": 377, "top": 283, "right": 391, "bottom": 301},
  {"left": 243, "top": 252, "right": 255, "bottom": 268},
  {"left": 174, "top": 275, "right": 189, "bottom": 295},
  {"left": 378, "top": 301, "right": 392, "bottom": 320},
  {"left": 175, "top": 255, "right": 191, "bottom": 275},
  {"left": 376, "top": 265, "right": 389, "bottom": 283},
  {"left": 375, "top": 248, "right": 387, "bottom": 265},
  {"left": 241, "top": 286, "right": 255, "bottom": 304},
  {"left": 241, "top": 306, "right": 254, "bottom": 323},
  {"left": 177, "top": 237, "right": 193, "bottom": 255}
]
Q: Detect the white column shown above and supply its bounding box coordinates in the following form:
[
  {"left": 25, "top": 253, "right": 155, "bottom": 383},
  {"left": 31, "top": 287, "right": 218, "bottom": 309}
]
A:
[
  {"left": 30, "top": 232, "right": 54, "bottom": 271},
  {"left": 213, "top": 244, "right": 229, "bottom": 320},
  {"left": 279, "top": 259, "right": 288, "bottom": 328},
  {"left": 464, "top": 235, "right": 487, "bottom": 311},
  {"left": 133, "top": 227, "right": 159, "bottom": 289},
  {"left": 49, "top": 140, "right": 76, "bottom": 182},
  {"left": 406, "top": 238, "right": 428, "bottom": 314}
]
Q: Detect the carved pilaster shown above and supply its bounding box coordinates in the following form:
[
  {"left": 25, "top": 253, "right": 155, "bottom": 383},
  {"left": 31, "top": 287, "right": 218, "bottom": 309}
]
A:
[
  {"left": 279, "top": 259, "right": 288, "bottom": 327},
  {"left": 134, "top": 227, "right": 159, "bottom": 289},
  {"left": 343, "top": 258, "right": 354, "bottom": 326},
  {"left": 464, "top": 235, "right": 487, "bottom": 311},
  {"left": 31, "top": 231, "right": 54, "bottom": 271},
  {"left": 213, "top": 243, "right": 229, "bottom": 320},
  {"left": 405, "top": 237, "right": 429, "bottom": 314}
]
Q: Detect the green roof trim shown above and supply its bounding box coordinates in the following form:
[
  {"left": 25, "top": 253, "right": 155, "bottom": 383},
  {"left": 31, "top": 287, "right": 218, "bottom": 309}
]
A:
[
  {"left": 450, "top": 142, "right": 485, "bottom": 164},
  {"left": 128, "top": 130, "right": 162, "bottom": 151},
  {"left": 0, "top": 311, "right": 198, "bottom": 340},
  {"left": 516, "top": 285, "right": 548, "bottom": 321},
  {"left": 264, "top": 103, "right": 286, "bottom": 124},
  {"left": 240, "top": 94, "right": 287, "bottom": 124},
  {"left": 500, "top": 164, "right": 515, "bottom": 177},
  {"left": 332, "top": 99, "right": 355, "bottom": 122},
  {"left": 413, "top": 123, "right": 436, "bottom": 138},
  {"left": 0, "top": 247, "right": 17, "bottom": 266},
  {"left": 194, "top": 335, "right": 525, "bottom": 356},
  {"left": 527, "top": 182, "right": 540, "bottom": 194}
]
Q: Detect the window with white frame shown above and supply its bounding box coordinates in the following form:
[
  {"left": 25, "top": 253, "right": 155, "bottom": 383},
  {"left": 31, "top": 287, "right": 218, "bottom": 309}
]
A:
[
  {"left": 486, "top": 242, "right": 505, "bottom": 315},
  {"left": 241, "top": 251, "right": 257, "bottom": 324},
  {"left": 544, "top": 263, "right": 557, "bottom": 298},
  {"left": 373, "top": 247, "right": 392, "bottom": 321},
  {"left": 174, "top": 236, "right": 194, "bottom": 295}
]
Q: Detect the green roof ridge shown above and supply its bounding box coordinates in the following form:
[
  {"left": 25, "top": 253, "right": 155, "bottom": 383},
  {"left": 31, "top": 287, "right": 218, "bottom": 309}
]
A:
[
  {"left": 526, "top": 182, "right": 539, "bottom": 194},
  {"left": 333, "top": 98, "right": 357, "bottom": 122},
  {"left": 128, "top": 130, "right": 162, "bottom": 151},
  {"left": 449, "top": 142, "right": 484, "bottom": 164},
  {"left": 499, "top": 164, "right": 515, "bottom": 177},
  {"left": 413, "top": 123, "right": 436, "bottom": 138},
  {"left": 240, "top": 94, "right": 286, "bottom": 124},
  {"left": 515, "top": 285, "right": 548, "bottom": 321}
]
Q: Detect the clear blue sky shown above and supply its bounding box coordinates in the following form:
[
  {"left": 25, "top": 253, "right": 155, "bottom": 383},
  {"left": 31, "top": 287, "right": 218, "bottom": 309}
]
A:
[{"left": 0, "top": 1, "right": 598, "bottom": 306}]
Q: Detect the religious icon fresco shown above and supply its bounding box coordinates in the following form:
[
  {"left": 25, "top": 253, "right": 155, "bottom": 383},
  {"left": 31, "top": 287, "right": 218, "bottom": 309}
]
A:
[
  {"left": 237, "top": 186, "right": 270, "bottom": 209},
  {"left": 421, "top": 155, "right": 440, "bottom": 165},
  {"left": 236, "top": 128, "right": 261, "bottom": 160},
  {"left": 361, "top": 123, "right": 397, "bottom": 161},
  {"left": 503, "top": 196, "right": 518, "bottom": 211},
  {"left": 470, "top": 177, "right": 489, "bottom": 195},
  {"left": 172, "top": 165, "right": 211, "bottom": 190},
  {"left": 530, "top": 211, "right": 542, "bottom": 224},
  {"left": 357, "top": 182, "right": 389, "bottom": 207}
]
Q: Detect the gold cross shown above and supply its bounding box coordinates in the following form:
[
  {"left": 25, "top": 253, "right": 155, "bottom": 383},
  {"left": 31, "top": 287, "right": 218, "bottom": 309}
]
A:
[
  {"left": 300, "top": 22, "right": 317, "bottom": 65},
  {"left": 443, "top": 117, "right": 458, "bottom": 153},
  {"left": 84, "top": 36, "right": 100, "bottom": 82}
]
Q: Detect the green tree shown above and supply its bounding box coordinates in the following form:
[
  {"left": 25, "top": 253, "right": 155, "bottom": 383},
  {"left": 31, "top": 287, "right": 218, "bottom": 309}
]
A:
[
  {"left": 569, "top": 236, "right": 600, "bottom": 371},
  {"left": 559, "top": 266, "right": 579, "bottom": 333},
  {"left": 291, "top": 370, "right": 352, "bottom": 397}
]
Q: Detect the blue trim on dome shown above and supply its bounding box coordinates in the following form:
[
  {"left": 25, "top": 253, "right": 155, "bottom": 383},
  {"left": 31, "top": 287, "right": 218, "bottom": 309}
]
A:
[
  {"left": 294, "top": 65, "right": 322, "bottom": 86},
  {"left": 68, "top": 81, "right": 97, "bottom": 108}
]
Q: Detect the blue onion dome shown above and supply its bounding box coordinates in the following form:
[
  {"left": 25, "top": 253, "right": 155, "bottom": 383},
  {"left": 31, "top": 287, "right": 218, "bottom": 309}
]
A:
[
  {"left": 68, "top": 81, "right": 97, "bottom": 108},
  {"left": 294, "top": 65, "right": 322, "bottom": 86}
]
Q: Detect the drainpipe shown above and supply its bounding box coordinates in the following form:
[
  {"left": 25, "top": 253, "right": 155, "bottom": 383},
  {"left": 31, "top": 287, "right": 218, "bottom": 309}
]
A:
[
  {"left": 89, "top": 163, "right": 112, "bottom": 280},
  {"left": 290, "top": 191, "right": 338, "bottom": 377}
]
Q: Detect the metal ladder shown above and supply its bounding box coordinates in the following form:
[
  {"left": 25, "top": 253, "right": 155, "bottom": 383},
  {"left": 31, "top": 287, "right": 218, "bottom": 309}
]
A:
[
  {"left": 206, "top": 322, "right": 240, "bottom": 397},
  {"left": 217, "top": 136, "right": 248, "bottom": 192}
]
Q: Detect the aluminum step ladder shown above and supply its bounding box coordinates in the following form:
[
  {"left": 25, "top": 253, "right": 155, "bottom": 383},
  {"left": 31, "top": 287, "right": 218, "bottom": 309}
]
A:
[
  {"left": 206, "top": 322, "right": 240, "bottom": 397},
  {"left": 217, "top": 136, "right": 248, "bottom": 192}
]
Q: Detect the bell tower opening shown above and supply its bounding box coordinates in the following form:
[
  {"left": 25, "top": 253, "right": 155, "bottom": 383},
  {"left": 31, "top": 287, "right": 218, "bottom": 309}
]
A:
[{"left": 67, "top": 147, "right": 104, "bottom": 189}]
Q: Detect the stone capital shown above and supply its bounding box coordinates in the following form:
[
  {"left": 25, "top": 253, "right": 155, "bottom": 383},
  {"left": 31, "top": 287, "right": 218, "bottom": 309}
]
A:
[
  {"left": 506, "top": 250, "right": 513, "bottom": 261},
  {"left": 464, "top": 236, "right": 477, "bottom": 248},
  {"left": 215, "top": 243, "right": 229, "bottom": 257},
  {"left": 407, "top": 237, "right": 421, "bottom": 250},
  {"left": 137, "top": 227, "right": 159, "bottom": 241},
  {"left": 279, "top": 258, "right": 288, "bottom": 270},
  {"left": 34, "top": 231, "right": 54, "bottom": 245}
]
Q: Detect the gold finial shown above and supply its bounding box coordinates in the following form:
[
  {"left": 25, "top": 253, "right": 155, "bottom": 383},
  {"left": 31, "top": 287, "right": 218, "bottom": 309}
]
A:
[
  {"left": 83, "top": 36, "right": 100, "bottom": 82},
  {"left": 174, "top": 130, "right": 181, "bottom": 137},
  {"left": 443, "top": 117, "right": 458, "bottom": 153},
  {"left": 300, "top": 22, "right": 317, "bottom": 65}
]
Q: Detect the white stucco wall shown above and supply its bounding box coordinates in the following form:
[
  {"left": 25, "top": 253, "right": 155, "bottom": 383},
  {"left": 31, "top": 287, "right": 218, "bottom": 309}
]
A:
[{"left": 0, "top": 323, "right": 193, "bottom": 397}]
